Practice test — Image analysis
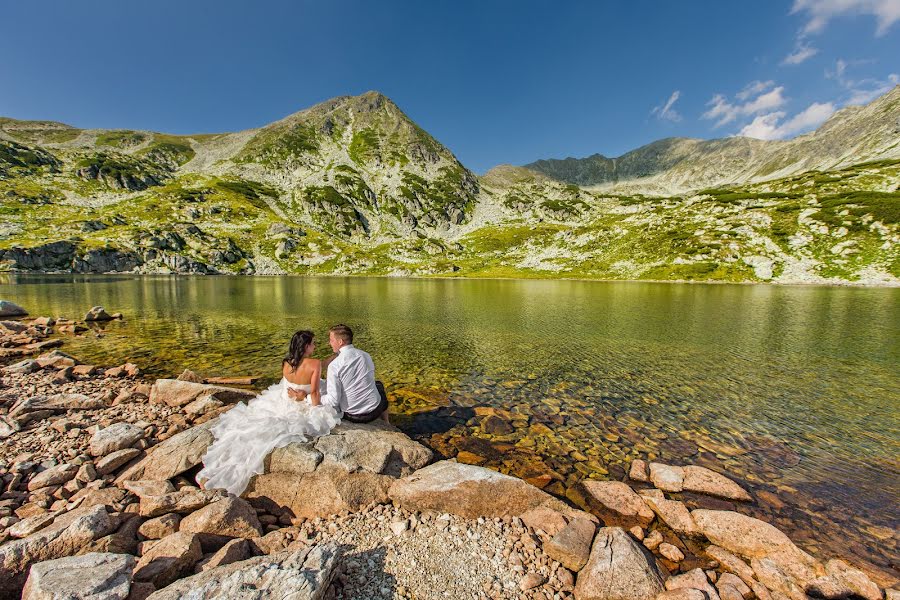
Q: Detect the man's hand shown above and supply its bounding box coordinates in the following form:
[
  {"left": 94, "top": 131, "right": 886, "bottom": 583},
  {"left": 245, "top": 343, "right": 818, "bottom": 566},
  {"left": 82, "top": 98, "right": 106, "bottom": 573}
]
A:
[{"left": 287, "top": 388, "right": 309, "bottom": 400}]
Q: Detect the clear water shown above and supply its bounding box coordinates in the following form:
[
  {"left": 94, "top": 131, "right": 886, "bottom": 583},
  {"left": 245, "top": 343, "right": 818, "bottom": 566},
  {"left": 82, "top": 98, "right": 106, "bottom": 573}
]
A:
[{"left": 2, "top": 274, "right": 897, "bottom": 582}]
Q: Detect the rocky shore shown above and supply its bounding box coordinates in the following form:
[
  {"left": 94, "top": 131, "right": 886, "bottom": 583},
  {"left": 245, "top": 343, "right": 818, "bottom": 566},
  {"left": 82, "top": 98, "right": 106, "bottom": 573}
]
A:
[{"left": 0, "top": 303, "right": 896, "bottom": 600}]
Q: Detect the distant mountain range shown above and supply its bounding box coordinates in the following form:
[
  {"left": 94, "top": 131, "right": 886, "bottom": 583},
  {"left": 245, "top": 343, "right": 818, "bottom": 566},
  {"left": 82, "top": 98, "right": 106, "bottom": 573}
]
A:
[{"left": 0, "top": 87, "right": 897, "bottom": 285}]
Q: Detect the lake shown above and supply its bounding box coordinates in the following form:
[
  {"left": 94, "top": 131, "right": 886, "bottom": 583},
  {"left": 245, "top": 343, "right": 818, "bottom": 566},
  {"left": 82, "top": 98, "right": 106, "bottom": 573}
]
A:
[{"left": 1, "top": 274, "right": 898, "bottom": 581}]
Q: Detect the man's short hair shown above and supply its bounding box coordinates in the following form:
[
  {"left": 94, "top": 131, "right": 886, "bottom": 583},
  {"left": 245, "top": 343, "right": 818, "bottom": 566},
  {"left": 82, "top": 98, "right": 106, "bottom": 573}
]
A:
[{"left": 330, "top": 324, "right": 353, "bottom": 344}]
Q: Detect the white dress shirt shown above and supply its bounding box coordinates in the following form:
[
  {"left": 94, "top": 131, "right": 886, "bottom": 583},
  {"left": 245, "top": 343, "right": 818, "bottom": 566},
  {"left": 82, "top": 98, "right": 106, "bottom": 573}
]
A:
[{"left": 319, "top": 345, "right": 381, "bottom": 415}]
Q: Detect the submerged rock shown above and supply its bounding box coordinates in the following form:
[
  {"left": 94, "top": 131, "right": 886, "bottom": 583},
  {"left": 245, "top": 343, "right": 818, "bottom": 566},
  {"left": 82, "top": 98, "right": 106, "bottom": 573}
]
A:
[
  {"left": 569, "top": 480, "right": 655, "bottom": 528},
  {"left": 0, "top": 301, "right": 28, "bottom": 317}
]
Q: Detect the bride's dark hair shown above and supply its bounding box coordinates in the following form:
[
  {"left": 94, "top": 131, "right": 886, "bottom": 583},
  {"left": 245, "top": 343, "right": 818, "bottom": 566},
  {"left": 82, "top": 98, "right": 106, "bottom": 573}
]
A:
[{"left": 283, "top": 330, "right": 314, "bottom": 372}]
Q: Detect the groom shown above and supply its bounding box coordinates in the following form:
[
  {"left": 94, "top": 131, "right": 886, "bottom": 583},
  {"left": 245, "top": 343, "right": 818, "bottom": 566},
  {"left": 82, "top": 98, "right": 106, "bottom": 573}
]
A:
[{"left": 288, "top": 324, "right": 389, "bottom": 423}]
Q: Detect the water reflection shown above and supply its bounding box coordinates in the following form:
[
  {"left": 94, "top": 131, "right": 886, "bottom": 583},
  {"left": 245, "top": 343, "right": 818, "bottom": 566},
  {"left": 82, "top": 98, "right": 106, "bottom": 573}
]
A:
[{"left": 1, "top": 274, "right": 898, "bottom": 580}]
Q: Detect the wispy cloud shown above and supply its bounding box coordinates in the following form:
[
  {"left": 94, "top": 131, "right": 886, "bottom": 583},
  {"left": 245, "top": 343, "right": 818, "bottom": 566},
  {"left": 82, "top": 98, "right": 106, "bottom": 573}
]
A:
[
  {"left": 791, "top": 0, "right": 900, "bottom": 36},
  {"left": 702, "top": 84, "right": 788, "bottom": 127},
  {"left": 782, "top": 40, "right": 819, "bottom": 65},
  {"left": 738, "top": 102, "right": 836, "bottom": 140},
  {"left": 651, "top": 91, "right": 682, "bottom": 122},
  {"left": 826, "top": 58, "right": 899, "bottom": 104}
]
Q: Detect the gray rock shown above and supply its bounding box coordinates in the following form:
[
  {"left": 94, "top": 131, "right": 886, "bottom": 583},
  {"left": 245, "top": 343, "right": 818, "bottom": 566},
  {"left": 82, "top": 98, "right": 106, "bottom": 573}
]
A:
[
  {"left": 148, "top": 379, "right": 255, "bottom": 408},
  {"left": 95, "top": 448, "right": 142, "bottom": 476},
  {"left": 139, "top": 489, "right": 222, "bottom": 518},
  {"left": 90, "top": 422, "right": 145, "bottom": 456},
  {"left": 84, "top": 306, "right": 114, "bottom": 321},
  {"left": 22, "top": 552, "right": 134, "bottom": 600},
  {"left": 133, "top": 531, "right": 202, "bottom": 589},
  {"left": 28, "top": 463, "right": 78, "bottom": 491},
  {"left": 573, "top": 527, "right": 665, "bottom": 600},
  {"left": 146, "top": 544, "right": 340, "bottom": 600},
  {"left": 0, "top": 505, "right": 116, "bottom": 597},
  {"left": 682, "top": 466, "right": 752, "bottom": 502},
  {"left": 119, "top": 421, "right": 216, "bottom": 483},
  {"left": 0, "top": 301, "right": 28, "bottom": 317}
]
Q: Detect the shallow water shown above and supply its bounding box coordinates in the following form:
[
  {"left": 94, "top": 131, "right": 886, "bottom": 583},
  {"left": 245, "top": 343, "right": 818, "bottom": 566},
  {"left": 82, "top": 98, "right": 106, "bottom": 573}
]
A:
[{"left": 2, "top": 274, "right": 898, "bottom": 581}]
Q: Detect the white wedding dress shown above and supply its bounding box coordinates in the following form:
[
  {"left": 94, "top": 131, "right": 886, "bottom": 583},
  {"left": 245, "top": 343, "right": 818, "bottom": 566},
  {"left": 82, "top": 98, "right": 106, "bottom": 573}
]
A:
[{"left": 197, "top": 378, "right": 341, "bottom": 496}]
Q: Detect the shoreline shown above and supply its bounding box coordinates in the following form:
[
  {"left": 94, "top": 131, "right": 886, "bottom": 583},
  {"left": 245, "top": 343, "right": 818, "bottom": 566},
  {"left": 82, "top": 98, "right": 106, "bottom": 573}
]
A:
[
  {"left": 0, "top": 307, "right": 897, "bottom": 598},
  {"left": 3, "top": 269, "right": 899, "bottom": 289}
]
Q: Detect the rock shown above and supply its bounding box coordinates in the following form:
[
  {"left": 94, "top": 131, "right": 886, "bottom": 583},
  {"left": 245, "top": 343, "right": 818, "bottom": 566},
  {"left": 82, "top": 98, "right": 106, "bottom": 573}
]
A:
[
  {"left": 183, "top": 396, "right": 224, "bottom": 417},
  {"left": 521, "top": 506, "right": 571, "bottom": 536},
  {"left": 123, "top": 480, "right": 175, "bottom": 499},
  {"left": 658, "top": 543, "right": 685, "bottom": 562},
  {"left": 520, "top": 573, "right": 547, "bottom": 591},
  {"left": 84, "top": 306, "right": 113, "bottom": 321},
  {"left": 28, "top": 463, "right": 78, "bottom": 491},
  {"left": 196, "top": 539, "right": 252, "bottom": 572},
  {"left": 119, "top": 422, "right": 216, "bottom": 483},
  {"left": 388, "top": 459, "right": 574, "bottom": 519},
  {"left": 179, "top": 495, "right": 262, "bottom": 539},
  {"left": 389, "top": 519, "right": 409, "bottom": 536},
  {"left": 80, "top": 516, "right": 141, "bottom": 556},
  {"left": 176, "top": 369, "right": 204, "bottom": 383},
  {"left": 10, "top": 393, "right": 107, "bottom": 419},
  {"left": 574, "top": 527, "right": 665, "bottom": 600},
  {"left": 251, "top": 529, "right": 293, "bottom": 555},
  {"left": 145, "top": 544, "right": 339, "bottom": 600},
  {"left": 805, "top": 559, "right": 882, "bottom": 600},
  {"left": 139, "top": 488, "right": 222, "bottom": 519},
  {"left": 692, "top": 510, "right": 820, "bottom": 572},
  {"left": 9, "top": 513, "right": 57, "bottom": 538},
  {"left": 96, "top": 449, "right": 142, "bottom": 476},
  {"left": 90, "top": 423, "right": 145, "bottom": 457},
  {"left": 643, "top": 530, "right": 663, "bottom": 552},
  {"left": 640, "top": 494, "right": 700, "bottom": 536},
  {"left": 4, "top": 359, "right": 40, "bottom": 374},
  {"left": 481, "top": 415, "right": 514, "bottom": 435},
  {"left": 682, "top": 466, "right": 752, "bottom": 502},
  {"left": 0, "top": 301, "right": 28, "bottom": 317},
  {"left": 649, "top": 463, "right": 684, "bottom": 492},
  {"left": 665, "top": 568, "right": 720, "bottom": 600},
  {"left": 21, "top": 552, "right": 134, "bottom": 600},
  {"left": 138, "top": 514, "right": 181, "bottom": 540},
  {"left": 545, "top": 517, "right": 597, "bottom": 572},
  {"left": 656, "top": 590, "right": 708, "bottom": 600},
  {"left": 717, "top": 573, "right": 752, "bottom": 600},
  {"left": 569, "top": 480, "right": 655, "bottom": 528},
  {"left": 705, "top": 546, "right": 756, "bottom": 586},
  {"left": 149, "top": 379, "right": 255, "bottom": 408},
  {"left": 629, "top": 526, "right": 645, "bottom": 541},
  {"left": 247, "top": 422, "right": 432, "bottom": 519},
  {"left": 133, "top": 531, "right": 202, "bottom": 589},
  {"left": 0, "top": 505, "right": 116, "bottom": 597},
  {"left": 750, "top": 556, "right": 811, "bottom": 600},
  {"left": 629, "top": 460, "right": 650, "bottom": 482}
]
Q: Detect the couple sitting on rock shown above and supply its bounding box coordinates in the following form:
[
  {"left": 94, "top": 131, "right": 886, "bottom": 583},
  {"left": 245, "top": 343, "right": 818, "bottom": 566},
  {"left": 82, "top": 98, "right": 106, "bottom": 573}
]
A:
[{"left": 197, "top": 324, "right": 389, "bottom": 496}]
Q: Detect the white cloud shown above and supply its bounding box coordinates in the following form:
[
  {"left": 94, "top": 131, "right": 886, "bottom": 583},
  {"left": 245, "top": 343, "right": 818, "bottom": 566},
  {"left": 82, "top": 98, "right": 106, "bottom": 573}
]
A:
[
  {"left": 737, "top": 80, "right": 775, "bottom": 100},
  {"left": 791, "top": 0, "right": 900, "bottom": 36},
  {"left": 782, "top": 40, "right": 819, "bottom": 65},
  {"left": 826, "top": 58, "right": 898, "bottom": 104},
  {"left": 738, "top": 102, "right": 837, "bottom": 140},
  {"left": 702, "top": 85, "right": 788, "bottom": 127},
  {"left": 651, "top": 90, "right": 682, "bottom": 122}
]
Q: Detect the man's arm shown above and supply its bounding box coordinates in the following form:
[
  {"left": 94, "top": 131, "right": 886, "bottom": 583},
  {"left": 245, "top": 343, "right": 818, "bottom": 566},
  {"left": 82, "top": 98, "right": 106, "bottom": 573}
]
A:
[{"left": 318, "top": 361, "right": 344, "bottom": 410}]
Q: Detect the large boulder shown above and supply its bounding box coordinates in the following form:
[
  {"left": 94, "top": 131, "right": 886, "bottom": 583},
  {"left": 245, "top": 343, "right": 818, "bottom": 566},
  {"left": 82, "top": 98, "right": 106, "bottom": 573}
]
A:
[
  {"left": 245, "top": 421, "right": 432, "bottom": 519},
  {"left": 388, "top": 460, "right": 577, "bottom": 519},
  {"left": 682, "top": 466, "right": 751, "bottom": 501},
  {"left": 84, "top": 306, "right": 113, "bottom": 321},
  {"left": 573, "top": 527, "right": 665, "bottom": 600},
  {"left": 568, "top": 481, "right": 655, "bottom": 528},
  {"left": 118, "top": 422, "right": 216, "bottom": 483},
  {"left": 21, "top": 552, "right": 134, "bottom": 600},
  {"left": 146, "top": 544, "right": 339, "bottom": 600},
  {"left": 0, "top": 301, "right": 27, "bottom": 317},
  {"left": 179, "top": 495, "right": 262, "bottom": 539},
  {"left": 544, "top": 517, "right": 597, "bottom": 572},
  {"left": 0, "top": 505, "right": 116, "bottom": 598},
  {"left": 28, "top": 463, "right": 78, "bottom": 491},
  {"left": 148, "top": 379, "right": 255, "bottom": 408},
  {"left": 139, "top": 489, "right": 222, "bottom": 518}
]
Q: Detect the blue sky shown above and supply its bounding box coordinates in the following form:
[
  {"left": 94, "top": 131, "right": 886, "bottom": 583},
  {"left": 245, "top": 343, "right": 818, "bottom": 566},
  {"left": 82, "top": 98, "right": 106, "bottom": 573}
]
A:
[{"left": 1, "top": 1, "right": 898, "bottom": 173}]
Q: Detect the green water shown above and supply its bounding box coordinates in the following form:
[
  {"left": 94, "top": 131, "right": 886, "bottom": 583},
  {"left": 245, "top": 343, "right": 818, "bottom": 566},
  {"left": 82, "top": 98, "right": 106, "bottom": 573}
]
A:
[{"left": 2, "top": 274, "right": 898, "bottom": 579}]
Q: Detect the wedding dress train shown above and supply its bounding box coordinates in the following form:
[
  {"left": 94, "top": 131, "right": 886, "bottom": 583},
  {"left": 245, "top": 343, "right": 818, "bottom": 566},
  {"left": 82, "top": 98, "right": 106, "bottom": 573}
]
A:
[{"left": 197, "top": 378, "right": 341, "bottom": 496}]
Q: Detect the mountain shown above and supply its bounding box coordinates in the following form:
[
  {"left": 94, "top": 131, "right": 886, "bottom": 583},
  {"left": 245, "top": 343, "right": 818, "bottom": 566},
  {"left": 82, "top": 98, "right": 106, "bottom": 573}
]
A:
[
  {"left": 0, "top": 89, "right": 897, "bottom": 285},
  {"left": 525, "top": 86, "right": 900, "bottom": 194}
]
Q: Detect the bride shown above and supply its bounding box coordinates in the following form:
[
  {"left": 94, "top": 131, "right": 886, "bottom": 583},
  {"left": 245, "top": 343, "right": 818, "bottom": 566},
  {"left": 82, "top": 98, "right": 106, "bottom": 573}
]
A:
[{"left": 197, "top": 330, "right": 342, "bottom": 496}]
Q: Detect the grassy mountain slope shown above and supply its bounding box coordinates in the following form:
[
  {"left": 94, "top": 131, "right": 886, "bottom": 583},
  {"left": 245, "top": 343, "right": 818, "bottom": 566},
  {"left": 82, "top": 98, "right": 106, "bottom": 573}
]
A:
[{"left": 0, "top": 90, "right": 897, "bottom": 284}]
